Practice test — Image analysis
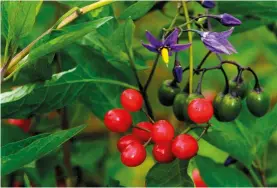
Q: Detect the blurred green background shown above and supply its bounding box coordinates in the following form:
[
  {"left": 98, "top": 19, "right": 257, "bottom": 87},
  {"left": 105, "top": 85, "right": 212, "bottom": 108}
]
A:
[{"left": 1, "top": 1, "right": 277, "bottom": 187}]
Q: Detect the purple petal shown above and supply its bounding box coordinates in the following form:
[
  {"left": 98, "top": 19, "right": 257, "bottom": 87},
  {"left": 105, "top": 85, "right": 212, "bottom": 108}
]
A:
[
  {"left": 220, "top": 14, "right": 241, "bottom": 26},
  {"left": 141, "top": 43, "right": 158, "bottom": 53},
  {"left": 218, "top": 27, "right": 234, "bottom": 38},
  {"left": 199, "top": 0, "right": 215, "bottom": 9},
  {"left": 173, "top": 65, "right": 183, "bottom": 83},
  {"left": 145, "top": 31, "right": 162, "bottom": 48},
  {"left": 170, "top": 43, "right": 191, "bottom": 52},
  {"left": 164, "top": 28, "right": 179, "bottom": 46},
  {"left": 202, "top": 36, "right": 236, "bottom": 54}
]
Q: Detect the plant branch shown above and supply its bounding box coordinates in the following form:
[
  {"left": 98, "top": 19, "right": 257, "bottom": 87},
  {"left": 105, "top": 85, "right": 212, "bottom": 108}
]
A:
[
  {"left": 5, "top": 0, "right": 115, "bottom": 77},
  {"left": 182, "top": 1, "right": 194, "bottom": 94},
  {"left": 197, "top": 122, "right": 211, "bottom": 141},
  {"left": 143, "top": 137, "right": 152, "bottom": 147},
  {"left": 142, "top": 108, "right": 155, "bottom": 123},
  {"left": 144, "top": 54, "right": 160, "bottom": 92},
  {"left": 132, "top": 125, "right": 151, "bottom": 133},
  {"left": 249, "top": 166, "right": 263, "bottom": 187}
]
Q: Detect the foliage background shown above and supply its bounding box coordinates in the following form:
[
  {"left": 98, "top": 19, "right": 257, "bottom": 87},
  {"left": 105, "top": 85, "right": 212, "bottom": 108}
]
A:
[{"left": 1, "top": 1, "right": 277, "bottom": 187}]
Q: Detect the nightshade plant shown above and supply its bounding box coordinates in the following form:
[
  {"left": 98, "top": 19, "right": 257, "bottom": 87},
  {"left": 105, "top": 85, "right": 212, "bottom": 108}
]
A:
[{"left": 1, "top": 0, "right": 276, "bottom": 187}]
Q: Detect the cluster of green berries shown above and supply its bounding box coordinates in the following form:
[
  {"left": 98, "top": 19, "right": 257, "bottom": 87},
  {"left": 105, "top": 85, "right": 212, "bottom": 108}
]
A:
[
  {"left": 104, "top": 89, "right": 205, "bottom": 167},
  {"left": 158, "top": 74, "right": 270, "bottom": 123}
]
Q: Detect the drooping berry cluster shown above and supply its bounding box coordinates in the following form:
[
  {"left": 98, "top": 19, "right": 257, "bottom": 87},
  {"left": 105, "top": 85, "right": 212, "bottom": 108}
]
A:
[{"left": 104, "top": 89, "right": 200, "bottom": 167}]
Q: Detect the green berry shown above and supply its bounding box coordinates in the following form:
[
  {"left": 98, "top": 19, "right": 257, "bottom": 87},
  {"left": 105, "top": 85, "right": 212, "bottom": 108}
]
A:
[
  {"left": 158, "top": 80, "right": 181, "bottom": 106},
  {"left": 229, "top": 77, "right": 248, "bottom": 99},
  {"left": 218, "top": 93, "right": 242, "bottom": 122},
  {"left": 173, "top": 92, "right": 189, "bottom": 121},
  {"left": 246, "top": 89, "right": 270, "bottom": 117}
]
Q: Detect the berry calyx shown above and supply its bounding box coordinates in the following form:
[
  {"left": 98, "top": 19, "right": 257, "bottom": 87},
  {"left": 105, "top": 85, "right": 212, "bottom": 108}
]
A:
[
  {"left": 158, "top": 80, "right": 181, "bottom": 106},
  {"left": 188, "top": 98, "right": 214, "bottom": 124},
  {"left": 132, "top": 122, "right": 152, "bottom": 142},
  {"left": 246, "top": 89, "right": 270, "bottom": 117},
  {"left": 171, "top": 134, "right": 198, "bottom": 160},
  {"left": 121, "top": 142, "right": 146, "bottom": 167},
  {"left": 117, "top": 134, "right": 141, "bottom": 152},
  {"left": 152, "top": 142, "right": 175, "bottom": 163},
  {"left": 192, "top": 169, "right": 207, "bottom": 188},
  {"left": 152, "top": 120, "right": 175, "bottom": 143},
  {"left": 120, "top": 89, "right": 143, "bottom": 112},
  {"left": 104, "top": 109, "right": 132, "bottom": 132},
  {"left": 229, "top": 76, "right": 248, "bottom": 99},
  {"left": 7, "top": 119, "right": 31, "bottom": 132}
]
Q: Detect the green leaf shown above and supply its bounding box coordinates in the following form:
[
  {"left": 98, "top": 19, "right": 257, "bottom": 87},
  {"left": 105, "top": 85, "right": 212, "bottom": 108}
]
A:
[
  {"left": 145, "top": 159, "right": 193, "bottom": 187},
  {"left": 198, "top": 104, "right": 277, "bottom": 167},
  {"left": 1, "top": 65, "right": 137, "bottom": 119},
  {"left": 119, "top": 1, "right": 156, "bottom": 20},
  {"left": 7, "top": 17, "right": 113, "bottom": 81},
  {"left": 106, "top": 178, "right": 124, "bottom": 187},
  {"left": 195, "top": 156, "right": 253, "bottom": 187},
  {"left": 1, "top": 1, "right": 42, "bottom": 45},
  {"left": 1, "top": 125, "right": 86, "bottom": 176},
  {"left": 218, "top": 2, "right": 277, "bottom": 22},
  {"left": 71, "top": 139, "right": 108, "bottom": 173},
  {"left": 1, "top": 123, "right": 29, "bottom": 146}
]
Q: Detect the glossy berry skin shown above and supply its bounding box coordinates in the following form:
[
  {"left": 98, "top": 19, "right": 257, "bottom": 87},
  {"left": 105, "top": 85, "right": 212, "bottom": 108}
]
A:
[
  {"left": 152, "top": 142, "right": 175, "bottom": 163},
  {"left": 192, "top": 169, "right": 207, "bottom": 188},
  {"left": 7, "top": 119, "right": 31, "bottom": 132},
  {"left": 184, "top": 93, "right": 203, "bottom": 122},
  {"left": 120, "top": 89, "right": 143, "bottom": 112},
  {"left": 229, "top": 77, "right": 248, "bottom": 99},
  {"left": 188, "top": 98, "right": 214, "bottom": 124},
  {"left": 171, "top": 134, "right": 198, "bottom": 160},
  {"left": 121, "top": 142, "right": 146, "bottom": 167},
  {"left": 152, "top": 120, "right": 174, "bottom": 143},
  {"left": 158, "top": 80, "right": 181, "bottom": 106},
  {"left": 218, "top": 93, "right": 242, "bottom": 122},
  {"left": 213, "top": 93, "right": 225, "bottom": 121},
  {"left": 104, "top": 109, "right": 132, "bottom": 132},
  {"left": 173, "top": 92, "right": 189, "bottom": 121},
  {"left": 246, "top": 89, "right": 270, "bottom": 117},
  {"left": 117, "top": 134, "right": 141, "bottom": 152},
  {"left": 132, "top": 122, "right": 152, "bottom": 142}
]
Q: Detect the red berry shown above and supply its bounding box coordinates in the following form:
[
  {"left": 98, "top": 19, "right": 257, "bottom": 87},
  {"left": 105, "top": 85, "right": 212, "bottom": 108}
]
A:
[
  {"left": 132, "top": 122, "right": 152, "bottom": 142},
  {"left": 121, "top": 142, "right": 146, "bottom": 167},
  {"left": 104, "top": 109, "right": 132, "bottom": 132},
  {"left": 152, "top": 142, "right": 175, "bottom": 163},
  {"left": 120, "top": 89, "right": 143, "bottom": 112},
  {"left": 188, "top": 98, "right": 214, "bottom": 124},
  {"left": 152, "top": 120, "right": 174, "bottom": 143},
  {"left": 171, "top": 134, "right": 198, "bottom": 160},
  {"left": 192, "top": 169, "right": 207, "bottom": 188},
  {"left": 117, "top": 134, "right": 141, "bottom": 152},
  {"left": 7, "top": 119, "right": 31, "bottom": 132}
]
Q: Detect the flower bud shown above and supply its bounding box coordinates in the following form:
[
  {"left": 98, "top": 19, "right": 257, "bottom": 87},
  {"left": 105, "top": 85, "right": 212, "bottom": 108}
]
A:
[
  {"left": 198, "top": 0, "right": 215, "bottom": 9},
  {"left": 173, "top": 63, "right": 183, "bottom": 83},
  {"left": 220, "top": 13, "right": 241, "bottom": 26}
]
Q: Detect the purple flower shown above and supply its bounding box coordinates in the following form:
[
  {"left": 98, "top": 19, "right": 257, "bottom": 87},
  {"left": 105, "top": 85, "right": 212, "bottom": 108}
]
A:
[
  {"left": 142, "top": 28, "right": 191, "bottom": 64},
  {"left": 173, "top": 61, "right": 183, "bottom": 83},
  {"left": 219, "top": 13, "right": 241, "bottom": 26},
  {"left": 197, "top": 0, "right": 215, "bottom": 9},
  {"left": 197, "top": 27, "right": 237, "bottom": 55}
]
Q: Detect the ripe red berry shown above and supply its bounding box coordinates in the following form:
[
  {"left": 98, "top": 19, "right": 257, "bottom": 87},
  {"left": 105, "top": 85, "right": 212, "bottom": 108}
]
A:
[
  {"left": 7, "top": 119, "right": 31, "bottom": 132},
  {"left": 192, "top": 169, "right": 207, "bottom": 188},
  {"left": 120, "top": 89, "right": 143, "bottom": 112},
  {"left": 152, "top": 142, "right": 175, "bottom": 163},
  {"left": 104, "top": 109, "right": 132, "bottom": 132},
  {"left": 171, "top": 134, "right": 198, "bottom": 160},
  {"left": 117, "top": 134, "right": 141, "bottom": 152},
  {"left": 132, "top": 122, "right": 152, "bottom": 142},
  {"left": 121, "top": 142, "right": 146, "bottom": 167},
  {"left": 151, "top": 120, "right": 174, "bottom": 143},
  {"left": 188, "top": 98, "right": 214, "bottom": 124}
]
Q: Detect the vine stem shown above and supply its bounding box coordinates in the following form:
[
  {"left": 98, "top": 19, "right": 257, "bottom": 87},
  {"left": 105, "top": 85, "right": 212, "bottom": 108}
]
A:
[
  {"left": 197, "top": 122, "right": 211, "bottom": 141},
  {"left": 182, "top": 1, "right": 193, "bottom": 94},
  {"left": 5, "top": 0, "right": 115, "bottom": 76},
  {"left": 249, "top": 166, "right": 263, "bottom": 187}
]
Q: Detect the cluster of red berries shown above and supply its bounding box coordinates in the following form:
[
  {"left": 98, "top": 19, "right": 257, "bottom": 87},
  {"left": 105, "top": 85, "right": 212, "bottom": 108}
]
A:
[
  {"left": 7, "top": 119, "right": 31, "bottom": 132},
  {"left": 104, "top": 89, "right": 206, "bottom": 167}
]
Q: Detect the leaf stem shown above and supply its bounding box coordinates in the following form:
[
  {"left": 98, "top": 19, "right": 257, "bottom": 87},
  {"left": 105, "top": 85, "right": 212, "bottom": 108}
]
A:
[
  {"left": 182, "top": 1, "right": 194, "bottom": 94},
  {"left": 5, "top": 0, "right": 115, "bottom": 77},
  {"left": 249, "top": 166, "right": 263, "bottom": 187}
]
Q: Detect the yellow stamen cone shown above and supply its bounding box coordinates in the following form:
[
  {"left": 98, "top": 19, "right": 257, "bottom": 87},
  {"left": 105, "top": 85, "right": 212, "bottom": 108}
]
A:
[{"left": 161, "top": 48, "right": 169, "bottom": 64}]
